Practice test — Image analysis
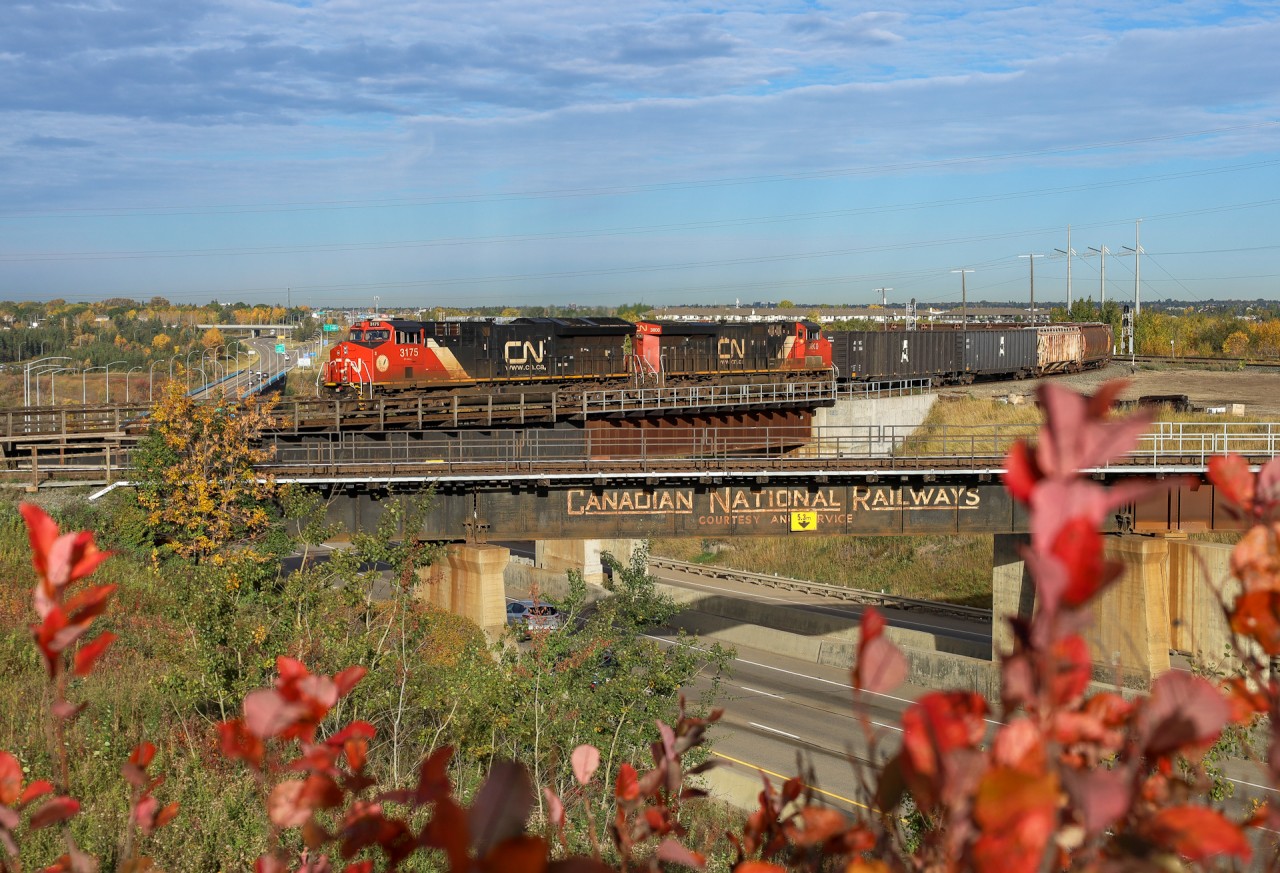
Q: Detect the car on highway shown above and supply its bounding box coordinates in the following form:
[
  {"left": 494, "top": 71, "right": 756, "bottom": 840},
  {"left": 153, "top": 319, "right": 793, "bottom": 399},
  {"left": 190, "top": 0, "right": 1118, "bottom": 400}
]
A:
[{"left": 506, "top": 599, "right": 564, "bottom": 636}]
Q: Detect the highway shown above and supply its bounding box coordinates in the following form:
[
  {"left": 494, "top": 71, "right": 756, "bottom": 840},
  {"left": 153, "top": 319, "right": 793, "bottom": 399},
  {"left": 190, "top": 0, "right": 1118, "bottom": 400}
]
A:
[{"left": 647, "top": 629, "right": 909, "bottom": 815}]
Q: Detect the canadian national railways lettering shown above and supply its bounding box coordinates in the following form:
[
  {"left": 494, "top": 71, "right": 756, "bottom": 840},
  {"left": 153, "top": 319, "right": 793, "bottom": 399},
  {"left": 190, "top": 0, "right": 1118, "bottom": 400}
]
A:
[
  {"left": 567, "top": 489, "right": 694, "bottom": 516},
  {"left": 850, "top": 486, "right": 982, "bottom": 510},
  {"left": 564, "top": 485, "right": 982, "bottom": 522},
  {"left": 708, "top": 488, "right": 843, "bottom": 514}
]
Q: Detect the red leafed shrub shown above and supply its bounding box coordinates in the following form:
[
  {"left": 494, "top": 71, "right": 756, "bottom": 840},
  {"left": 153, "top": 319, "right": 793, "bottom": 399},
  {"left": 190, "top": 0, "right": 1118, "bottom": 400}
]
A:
[
  {"left": 9, "top": 379, "right": 1280, "bottom": 871},
  {"left": 2, "top": 504, "right": 178, "bottom": 873}
]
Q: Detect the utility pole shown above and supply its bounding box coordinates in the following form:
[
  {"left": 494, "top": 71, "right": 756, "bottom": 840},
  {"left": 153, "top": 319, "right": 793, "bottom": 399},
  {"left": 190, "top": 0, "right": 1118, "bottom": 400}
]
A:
[
  {"left": 1018, "top": 253, "right": 1044, "bottom": 325},
  {"left": 1087, "top": 245, "right": 1109, "bottom": 318},
  {"left": 1122, "top": 220, "right": 1143, "bottom": 356},
  {"left": 874, "top": 288, "right": 892, "bottom": 328},
  {"left": 1054, "top": 225, "right": 1075, "bottom": 313},
  {"left": 951, "top": 270, "right": 974, "bottom": 326}
]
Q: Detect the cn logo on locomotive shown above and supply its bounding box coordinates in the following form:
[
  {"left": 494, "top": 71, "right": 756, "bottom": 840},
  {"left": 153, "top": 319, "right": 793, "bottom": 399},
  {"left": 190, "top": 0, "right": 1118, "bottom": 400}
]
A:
[
  {"left": 717, "top": 337, "right": 746, "bottom": 360},
  {"left": 504, "top": 340, "right": 547, "bottom": 366}
]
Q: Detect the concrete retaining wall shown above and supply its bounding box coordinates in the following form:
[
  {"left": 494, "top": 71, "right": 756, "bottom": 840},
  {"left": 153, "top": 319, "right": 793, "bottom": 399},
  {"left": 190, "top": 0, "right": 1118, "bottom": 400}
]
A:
[{"left": 811, "top": 392, "right": 938, "bottom": 457}]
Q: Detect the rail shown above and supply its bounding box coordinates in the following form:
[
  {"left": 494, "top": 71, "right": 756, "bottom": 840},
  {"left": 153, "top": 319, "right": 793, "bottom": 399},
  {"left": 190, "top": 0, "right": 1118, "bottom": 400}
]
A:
[{"left": 649, "top": 556, "right": 992, "bottom": 622}]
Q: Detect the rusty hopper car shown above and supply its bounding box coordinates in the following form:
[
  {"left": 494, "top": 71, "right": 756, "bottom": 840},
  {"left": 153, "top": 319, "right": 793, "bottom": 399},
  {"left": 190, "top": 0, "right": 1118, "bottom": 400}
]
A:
[{"left": 633, "top": 321, "right": 831, "bottom": 379}]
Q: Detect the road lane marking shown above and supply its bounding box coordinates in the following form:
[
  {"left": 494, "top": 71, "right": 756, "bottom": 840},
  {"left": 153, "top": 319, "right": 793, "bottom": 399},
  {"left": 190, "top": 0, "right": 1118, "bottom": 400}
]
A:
[
  {"left": 739, "top": 686, "right": 784, "bottom": 699},
  {"left": 750, "top": 721, "right": 801, "bottom": 740},
  {"left": 712, "top": 751, "right": 879, "bottom": 814},
  {"left": 646, "top": 633, "right": 1003, "bottom": 727}
]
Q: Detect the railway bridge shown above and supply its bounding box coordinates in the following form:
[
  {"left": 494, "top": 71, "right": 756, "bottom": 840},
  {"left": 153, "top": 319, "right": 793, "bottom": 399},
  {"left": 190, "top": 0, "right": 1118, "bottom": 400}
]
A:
[{"left": 0, "top": 381, "right": 1271, "bottom": 687}]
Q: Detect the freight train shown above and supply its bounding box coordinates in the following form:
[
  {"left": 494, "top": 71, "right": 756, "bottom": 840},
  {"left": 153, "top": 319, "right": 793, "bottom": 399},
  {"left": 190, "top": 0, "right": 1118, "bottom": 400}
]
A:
[{"left": 320, "top": 316, "right": 1110, "bottom": 397}]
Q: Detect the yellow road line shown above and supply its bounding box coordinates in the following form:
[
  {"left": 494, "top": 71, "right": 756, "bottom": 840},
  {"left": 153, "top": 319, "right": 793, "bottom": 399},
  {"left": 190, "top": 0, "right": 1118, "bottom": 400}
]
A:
[{"left": 711, "top": 751, "right": 880, "bottom": 814}]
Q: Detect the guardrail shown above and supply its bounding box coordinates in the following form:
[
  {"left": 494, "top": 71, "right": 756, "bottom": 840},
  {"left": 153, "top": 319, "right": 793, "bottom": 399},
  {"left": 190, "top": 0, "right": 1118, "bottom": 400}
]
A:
[{"left": 649, "top": 556, "right": 992, "bottom": 623}]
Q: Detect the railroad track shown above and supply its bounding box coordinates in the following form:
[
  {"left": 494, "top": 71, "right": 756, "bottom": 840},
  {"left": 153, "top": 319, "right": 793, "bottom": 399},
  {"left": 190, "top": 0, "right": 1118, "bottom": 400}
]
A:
[
  {"left": 649, "top": 556, "right": 992, "bottom": 623},
  {"left": 1130, "top": 354, "right": 1280, "bottom": 370}
]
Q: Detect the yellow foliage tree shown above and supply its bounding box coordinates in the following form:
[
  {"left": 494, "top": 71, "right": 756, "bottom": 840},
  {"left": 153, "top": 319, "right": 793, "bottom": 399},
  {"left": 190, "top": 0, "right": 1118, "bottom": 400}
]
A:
[
  {"left": 201, "top": 326, "right": 225, "bottom": 349},
  {"left": 151, "top": 334, "right": 172, "bottom": 353},
  {"left": 1223, "top": 330, "right": 1251, "bottom": 358},
  {"left": 133, "top": 382, "right": 279, "bottom": 561}
]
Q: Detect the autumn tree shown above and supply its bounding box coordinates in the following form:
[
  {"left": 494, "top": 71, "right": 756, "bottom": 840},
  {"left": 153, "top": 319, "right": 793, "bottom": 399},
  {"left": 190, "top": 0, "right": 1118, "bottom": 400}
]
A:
[
  {"left": 132, "top": 381, "right": 278, "bottom": 561},
  {"left": 1223, "top": 329, "right": 1251, "bottom": 357},
  {"left": 201, "top": 325, "right": 225, "bottom": 349}
]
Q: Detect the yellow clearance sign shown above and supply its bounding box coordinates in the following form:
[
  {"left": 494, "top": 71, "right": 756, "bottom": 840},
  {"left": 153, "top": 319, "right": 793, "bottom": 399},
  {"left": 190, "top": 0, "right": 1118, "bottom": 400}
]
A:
[{"left": 789, "top": 510, "right": 817, "bottom": 532}]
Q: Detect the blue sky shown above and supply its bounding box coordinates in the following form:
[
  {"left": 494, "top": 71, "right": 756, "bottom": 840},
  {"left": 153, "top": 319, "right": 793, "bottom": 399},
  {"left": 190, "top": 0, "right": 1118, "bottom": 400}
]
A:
[{"left": 1, "top": 0, "right": 1278, "bottom": 310}]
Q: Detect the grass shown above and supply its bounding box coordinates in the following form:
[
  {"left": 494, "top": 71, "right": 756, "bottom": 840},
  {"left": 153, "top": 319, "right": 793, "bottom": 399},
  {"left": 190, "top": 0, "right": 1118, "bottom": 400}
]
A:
[{"left": 651, "top": 534, "right": 994, "bottom": 609}]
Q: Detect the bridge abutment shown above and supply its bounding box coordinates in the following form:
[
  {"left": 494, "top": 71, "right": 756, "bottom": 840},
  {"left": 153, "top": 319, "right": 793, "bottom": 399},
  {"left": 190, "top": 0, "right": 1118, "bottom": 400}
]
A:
[
  {"left": 534, "top": 538, "right": 642, "bottom": 584},
  {"left": 415, "top": 543, "right": 509, "bottom": 639},
  {"left": 993, "top": 533, "right": 1247, "bottom": 686}
]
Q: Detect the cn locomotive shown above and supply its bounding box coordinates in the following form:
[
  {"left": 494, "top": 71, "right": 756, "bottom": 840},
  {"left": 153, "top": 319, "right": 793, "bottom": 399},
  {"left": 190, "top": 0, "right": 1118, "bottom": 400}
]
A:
[{"left": 321, "top": 316, "right": 833, "bottom": 396}]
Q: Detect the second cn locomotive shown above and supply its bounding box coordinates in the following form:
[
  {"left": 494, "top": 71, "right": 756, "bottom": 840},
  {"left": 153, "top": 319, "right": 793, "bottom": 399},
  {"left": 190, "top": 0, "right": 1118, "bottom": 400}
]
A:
[{"left": 321, "top": 316, "right": 834, "bottom": 396}]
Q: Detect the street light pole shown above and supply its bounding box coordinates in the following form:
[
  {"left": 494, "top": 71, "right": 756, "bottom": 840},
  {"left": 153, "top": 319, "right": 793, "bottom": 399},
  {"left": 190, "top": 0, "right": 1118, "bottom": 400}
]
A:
[
  {"left": 102, "top": 360, "right": 126, "bottom": 404},
  {"left": 126, "top": 366, "right": 143, "bottom": 403}
]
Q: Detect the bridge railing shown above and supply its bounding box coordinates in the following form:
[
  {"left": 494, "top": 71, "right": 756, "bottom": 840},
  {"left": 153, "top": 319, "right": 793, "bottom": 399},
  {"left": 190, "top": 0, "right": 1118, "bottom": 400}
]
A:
[{"left": 8, "top": 421, "right": 1280, "bottom": 483}]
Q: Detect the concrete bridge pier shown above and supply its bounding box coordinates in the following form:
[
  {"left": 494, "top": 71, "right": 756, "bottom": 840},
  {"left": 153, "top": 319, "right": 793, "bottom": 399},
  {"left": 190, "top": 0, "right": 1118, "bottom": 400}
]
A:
[
  {"left": 535, "top": 538, "right": 642, "bottom": 585},
  {"left": 415, "top": 543, "right": 509, "bottom": 639},
  {"left": 992, "top": 532, "right": 1247, "bottom": 688}
]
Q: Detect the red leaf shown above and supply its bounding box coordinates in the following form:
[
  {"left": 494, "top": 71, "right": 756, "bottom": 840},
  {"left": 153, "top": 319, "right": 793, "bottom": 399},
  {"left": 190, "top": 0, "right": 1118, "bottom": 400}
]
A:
[
  {"left": 1050, "top": 635, "right": 1092, "bottom": 705},
  {"left": 543, "top": 787, "right": 565, "bottom": 830},
  {"left": 132, "top": 794, "right": 159, "bottom": 835},
  {"left": 20, "top": 503, "right": 60, "bottom": 584},
  {"left": 783, "top": 807, "right": 847, "bottom": 846},
  {"left": 73, "top": 632, "right": 116, "bottom": 677},
  {"left": 971, "top": 767, "right": 1059, "bottom": 873},
  {"left": 1208, "top": 454, "right": 1255, "bottom": 512},
  {"left": 243, "top": 689, "right": 302, "bottom": 739},
  {"left": 414, "top": 745, "right": 454, "bottom": 805},
  {"left": 854, "top": 635, "right": 907, "bottom": 694},
  {"left": 1139, "top": 671, "right": 1230, "bottom": 759},
  {"left": 1002, "top": 440, "right": 1040, "bottom": 503},
  {"left": 19, "top": 779, "right": 53, "bottom": 807},
  {"left": 30, "top": 796, "right": 80, "bottom": 830},
  {"left": 0, "top": 751, "right": 20, "bottom": 806},
  {"left": 154, "top": 801, "right": 179, "bottom": 830},
  {"left": 571, "top": 744, "right": 600, "bottom": 785},
  {"left": 614, "top": 763, "right": 640, "bottom": 803},
  {"left": 129, "top": 741, "right": 157, "bottom": 770},
  {"left": 332, "top": 665, "right": 367, "bottom": 697},
  {"left": 1050, "top": 519, "right": 1109, "bottom": 608},
  {"left": 860, "top": 606, "right": 887, "bottom": 642},
  {"left": 326, "top": 720, "right": 376, "bottom": 747},
  {"left": 1145, "top": 805, "right": 1251, "bottom": 863},
  {"left": 216, "top": 719, "right": 265, "bottom": 769},
  {"left": 469, "top": 761, "right": 533, "bottom": 856},
  {"left": 1231, "top": 590, "right": 1280, "bottom": 654},
  {"left": 1257, "top": 456, "right": 1280, "bottom": 512},
  {"left": 267, "top": 779, "right": 311, "bottom": 829},
  {"left": 655, "top": 837, "right": 705, "bottom": 869},
  {"left": 478, "top": 834, "right": 549, "bottom": 873},
  {"left": 1061, "top": 767, "right": 1132, "bottom": 836}
]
